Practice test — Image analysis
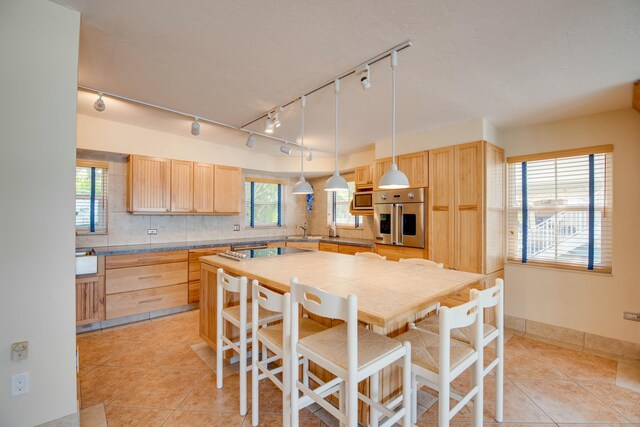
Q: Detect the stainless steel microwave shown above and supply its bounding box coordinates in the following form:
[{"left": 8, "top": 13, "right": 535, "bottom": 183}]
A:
[{"left": 352, "top": 191, "right": 374, "bottom": 210}]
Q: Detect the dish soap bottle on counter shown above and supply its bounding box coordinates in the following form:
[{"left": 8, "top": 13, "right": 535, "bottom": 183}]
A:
[{"left": 328, "top": 222, "right": 338, "bottom": 238}]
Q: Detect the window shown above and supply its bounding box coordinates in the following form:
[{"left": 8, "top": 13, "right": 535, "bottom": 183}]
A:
[
  {"left": 329, "top": 180, "right": 361, "bottom": 228},
  {"left": 76, "top": 160, "right": 108, "bottom": 234},
  {"left": 507, "top": 146, "right": 613, "bottom": 272},
  {"left": 245, "top": 178, "right": 284, "bottom": 227}
]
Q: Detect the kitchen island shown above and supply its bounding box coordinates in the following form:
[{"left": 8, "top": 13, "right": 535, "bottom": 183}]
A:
[{"left": 199, "top": 249, "right": 484, "bottom": 422}]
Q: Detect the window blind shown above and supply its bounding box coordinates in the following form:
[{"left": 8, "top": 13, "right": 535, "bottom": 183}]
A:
[
  {"left": 245, "top": 178, "right": 283, "bottom": 227},
  {"left": 507, "top": 147, "right": 613, "bottom": 272},
  {"left": 76, "top": 161, "right": 108, "bottom": 234},
  {"left": 329, "top": 180, "right": 360, "bottom": 228}
]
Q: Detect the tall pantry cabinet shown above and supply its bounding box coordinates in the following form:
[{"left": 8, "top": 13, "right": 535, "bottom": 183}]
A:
[{"left": 427, "top": 141, "right": 505, "bottom": 277}]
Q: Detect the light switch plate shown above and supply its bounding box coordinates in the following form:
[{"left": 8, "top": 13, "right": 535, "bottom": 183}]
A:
[
  {"left": 11, "top": 372, "right": 29, "bottom": 396},
  {"left": 233, "top": 224, "right": 240, "bottom": 231},
  {"left": 147, "top": 229, "right": 158, "bottom": 235},
  {"left": 11, "top": 341, "right": 28, "bottom": 361}
]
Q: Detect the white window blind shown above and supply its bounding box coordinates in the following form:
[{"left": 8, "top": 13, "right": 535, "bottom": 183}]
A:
[
  {"left": 76, "top": 161, "right": 109, "bottom": 234},
  {"left": 507, "top": 146, "right": 613, "bottom": 272},
  {"left": 245, "top": 178, "right": 284, "bottom": 227},
  {"left": 329, "top": 180, "right": 360, "bottom": 228}
]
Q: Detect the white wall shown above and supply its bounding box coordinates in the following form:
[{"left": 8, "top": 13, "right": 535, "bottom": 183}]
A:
[
  {"left": 501, "top": 108, "right": 640, "bottom": 345},
  {"left": 0, "top": 1, "right": 80, "bottom": 425}
]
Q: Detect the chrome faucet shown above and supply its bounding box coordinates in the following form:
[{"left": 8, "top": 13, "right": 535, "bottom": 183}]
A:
[{"left": 297, "top": 223, "right": 308, "bottom": 238}]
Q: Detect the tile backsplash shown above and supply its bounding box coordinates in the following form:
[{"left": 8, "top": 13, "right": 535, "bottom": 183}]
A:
[{"left": 75, "top": 156, "right": 308, "bottom": 248}]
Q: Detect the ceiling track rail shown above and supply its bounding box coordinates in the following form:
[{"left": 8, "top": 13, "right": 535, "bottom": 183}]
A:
[
  {"left": 77, "top": 85, "right": 310, "bottom": 151},
  {"left": 239, "top": 39, "right": 413, "bottom": 129}
]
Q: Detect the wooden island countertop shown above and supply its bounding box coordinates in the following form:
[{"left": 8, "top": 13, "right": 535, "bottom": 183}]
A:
[{"left": 199, "top": 250, "right": 484, "bottom": 329}]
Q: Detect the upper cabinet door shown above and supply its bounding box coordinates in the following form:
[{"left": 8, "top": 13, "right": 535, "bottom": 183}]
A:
[
  {"left": 454, "top": 141, "right": 484, "bottom": 274},
  {"left": 373, "top": 158, "right": 392, "bottom": 190},
  {"left": 128, "top": 155, "right": 171, "bottom": 213},
  {"left": 354, "top": 165, "right": 373, "bottom": 189},
  {"left": 428, "top": 146, "right": 455, "bottom": 269},
  {"left": 213, "top": 165, "right": 242, "bottom": 213},
  {"left": 171, "top": 160, "right": 193, "bottom": 213},
  {"left": 193, "top": 162, "right": 214, "bottom": 214},
  {"left": 398, "top": 151, "right": 429, "bottom": 187},
  {"left": 484, "top": 143, "right": 505, "bottom": 274}
]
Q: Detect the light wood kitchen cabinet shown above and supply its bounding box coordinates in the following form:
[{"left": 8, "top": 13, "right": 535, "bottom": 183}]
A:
[
  {"left": 319, "top": 242, "right": 373, "bottom": 255},
  {"left": 193, "top": 162, "right": 214, "bottom": 213},
  {"left": 75, "top": 275, "right": 105, "bottom": 326},
  {"left": 398, "top": 151, "right": 429, "bottom": 187},
  {"left": 213, "top": 165, "right": 242, "bottom": 213},
  {"left": 286, "top": 241, "right": 319, "bottom": 250},
  {"left": 373, "top": 158, "right": 392, "bottom": 190},
  {"left": 267, "top": 241, "right": 287, "bottom": 248},
  {"left": 354, "top": 165, "right": 373, "bottom": 189},
  {"left": 188, "top": 247, "right": 230, "bottom": 303},
  {"left": 375, "top": 244, "right": 425, "bottom": 261},
  {"left": 319, "top": 242, "right": 339, "bottom": 252},
  {"left": 427, "top": 141, "right": 505, "bottom": 275},
  {"left": 171, "top": 160, "right": 193, "bottom": 213},
  {"left": 127, "top": 155, "right": 171, "bottom": 213},
  {"left": 106, "top": 284, "right": 188, "bottom": 320}
]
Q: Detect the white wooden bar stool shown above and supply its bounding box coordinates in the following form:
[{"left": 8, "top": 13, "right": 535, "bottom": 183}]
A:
[
  {"left": 250, "top": 281, "right": 328, "bottom": 427},
  {"left": 215, "top": 268, "right": 282, "bottom": 416},
  {"left": 415, "top": 279, "right": 505, "bottom": 421},
  {"left": 399, "top": 258, "right": 444, "bottom": 269},
  {"left": 395, "top": 299, "right": 484, "bottom": 427},
  {"left": 354, "top": 252, "right": 387, "bottom": 260},
  {"left": 289, "top": 278, "right": 412, "bottom": 427}
]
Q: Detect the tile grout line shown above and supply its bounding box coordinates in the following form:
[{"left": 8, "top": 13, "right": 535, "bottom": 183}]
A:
[
  {"left": 509, "top": 377, "right": 558, "bottom": 424},
  {"left": 566, "top": 376, "right": 633, "bottom": 423}
]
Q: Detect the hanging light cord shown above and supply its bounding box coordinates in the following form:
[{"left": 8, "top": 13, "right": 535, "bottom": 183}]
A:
[
  {"left": 334, "top": 79, "right": 340, "bottom": 172},
  {"left": 391, "top": 50, "right": 397, "bottom": 165},
  {"left": 300, "top": 96, "right": 305, "bottom": 175}
]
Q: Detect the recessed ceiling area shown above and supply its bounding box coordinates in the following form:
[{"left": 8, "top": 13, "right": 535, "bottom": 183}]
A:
[{"left": 58, "top": 0, "right": 640, "bottom": 156}]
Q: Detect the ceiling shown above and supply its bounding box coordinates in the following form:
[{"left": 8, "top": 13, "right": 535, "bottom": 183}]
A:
[{"left": 56, "top": 0, "right": 640, "bottom": 155}]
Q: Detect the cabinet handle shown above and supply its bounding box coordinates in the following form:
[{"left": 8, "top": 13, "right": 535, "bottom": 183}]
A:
[
  {"left": 139, "top": 274, "right": 162, "bottom": 280},
  {"left": 138, "top": 297, "right": 162, "bottom": 304}
]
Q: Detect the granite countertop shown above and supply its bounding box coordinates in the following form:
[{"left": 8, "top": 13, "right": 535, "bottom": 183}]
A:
[{"left": 88, "top": 235, "right": 375, "bottom": 256}]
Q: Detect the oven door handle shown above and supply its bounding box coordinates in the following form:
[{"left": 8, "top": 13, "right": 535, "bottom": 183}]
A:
[{"left": 396, "top": 204, "right": 404, "bottom": 246}]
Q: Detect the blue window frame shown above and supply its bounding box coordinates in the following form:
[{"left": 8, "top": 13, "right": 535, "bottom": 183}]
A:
[{"left": 245, "top": 179, "right": 283, "bottom": 227}]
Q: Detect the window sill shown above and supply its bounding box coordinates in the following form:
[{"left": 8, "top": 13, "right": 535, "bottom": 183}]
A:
[
  {"left": 245, "top": 226, "right": 284, "bottom": 230},
  {"left": 76, "top": 232, "right": 108, "bottom": 236},
  {"left": 505, "top": 260, "right": 612, "bottom": 277}
]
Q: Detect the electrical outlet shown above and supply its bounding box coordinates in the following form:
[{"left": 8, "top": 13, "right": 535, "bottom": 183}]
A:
[
  {"left": 11, "top": 372, "right": 29, "bottom": 397},
  {"left": 11, "top": 341, "right": 28, "bottom": 361},
  {"left": 147, "top": 229, "right": 158, "bottom": 235},
  {"left": 623, "top": 311, "right": 640, "bottom": 322},
  {"left": 233, "top": 224, "right": 240, "bottom": 231}
]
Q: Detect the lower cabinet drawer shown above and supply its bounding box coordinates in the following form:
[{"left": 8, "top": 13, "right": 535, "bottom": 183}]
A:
[
  {"left": 319, "top": 242, "right": 339, "bottom": 252},
  {"left": 189, "top": 269, "right": 200, "bottom": 282},
  {"left": 106, "top": 261, "right": 188, "bottom": 294},
  {"left": 375, "top": 244, "right": 425, "bottom": 261},
  {"left": 338, "top": 244, "right": 371, "bottom": 255},
  {"left": 286, "top": 241, "right": 319, "bottom": 250},
  {"left": 106, "top": 283, "right": 188, "bottom": 320},
  {"left": 188, "top": 280, "right": 200, "bottom": 304}
]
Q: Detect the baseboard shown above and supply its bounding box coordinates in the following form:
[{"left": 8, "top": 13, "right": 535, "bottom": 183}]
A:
[
  {"left": 505, "top": 314, "right": 640, "bottom": 360},
  {"left": 36, "top": 412, "right": 79, "bottom": 427}
]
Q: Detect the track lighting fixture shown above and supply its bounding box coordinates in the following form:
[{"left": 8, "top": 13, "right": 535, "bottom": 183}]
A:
[
  {"left": 191, "top": 118, "right": 200, "bottom": 136},
  {"left": 325, "top": 79, "right": 349, "bottom": 192},
  {"left": 245, "top": 133, "right": 255, "bottom": 148},
  {"left": 273, "top": 112, "right": 281, "bottom": 128},
  {"left": 94, "top": 92, "right": 105, "bottom": 111},
  {"left": 264, "top": 112, "right": 275, "bottom": 134},
  {"left": 280, "top": 144, "right": 292, "bottom": 155},
  {"left": 307, "top": 149, "right": 313, "bottom": 161},
  {"left": 379, "top": 51, "right": 409, "bottom": 189},
  {"left": 360, "top": 64, "right": 371, "bottom": 90},
  {"left": 292, "top": 96, "right": 313, "bottom": 195}
]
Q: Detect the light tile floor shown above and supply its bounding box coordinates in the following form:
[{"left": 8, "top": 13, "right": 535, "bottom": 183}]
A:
[{"left": 77, "top": 310, "right": 640, "bottom": 426}]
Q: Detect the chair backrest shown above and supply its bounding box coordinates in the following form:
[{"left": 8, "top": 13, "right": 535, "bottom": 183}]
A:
[
  {"left": 252, "top": 280, "right": 290, "bottom": 351},
  {"left": 217, "top": 268, "right": 246, "bottom": 294},
  {"left": 439, "top": 299, "right": 480, "bottom": 331},
  {"left": 470, "top": 278, "right": 504, "bottom": 332},
  {"left": 355, "top": 252, "right": 387, "bottom": 260},
  {"left": 398, "top": 258, "right": 444, "bottom": 269}
]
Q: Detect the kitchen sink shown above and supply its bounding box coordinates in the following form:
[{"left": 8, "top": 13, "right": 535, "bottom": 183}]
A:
[{"left": 75, "top": 248, "right": 97, "bottom": 276}]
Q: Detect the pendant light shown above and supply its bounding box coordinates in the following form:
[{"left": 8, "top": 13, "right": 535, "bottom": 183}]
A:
[
  {"left": 379, "top": 51, "right": 409, "bottom": 189},
  {"left": 292, "top": 95, "right": 313, "bottom": 195},
  {"left": 325, "top": 79, "right": 349, "bottom": 192}
]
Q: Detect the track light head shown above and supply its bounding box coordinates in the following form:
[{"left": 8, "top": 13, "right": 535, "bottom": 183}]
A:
[
  {"left": 360, "top": 65, "right": 371, "bottom": 90},
  {"left": 273, "top": 112, "right": 281, "bottom": 128},
  {"left": 94, "top": 93, "right": 105, "bottom": 112},
  {"left": 191, "top": 118, "right": 200, "bottom": 136},
  {"left": 280, "top": 144, "right": 292, "bottom": 155},
  {"left": 264, "top": 112, "right": 275, "bottom": 133},
  {"left": 307, "top": 149, "right": 313, "bottom": 161},
  {"left": 245, "top": 133, "right": 255, "bottom": 148}
]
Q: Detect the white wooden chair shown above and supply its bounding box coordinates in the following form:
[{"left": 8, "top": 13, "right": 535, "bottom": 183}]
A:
[
  {"left": 399, "top": 257, "right": 444, "bottom": 269},
  {"left": 395, "top": 299, "right": 484, "bottom": 427},
  {"left": 250, "top": 281, "right": 328, "bottom": 427},
  {"left": 290, "top": 278, "right": 412, "bottom": 427},
  {"left": 215, "top": 268, "right": 282, "bottom": 415},
  {"left": 354, "top": 251, "right": 387, "bottom": 260},
  {"left": 415, "top": 279, "right": 505, "bottom": 422}
]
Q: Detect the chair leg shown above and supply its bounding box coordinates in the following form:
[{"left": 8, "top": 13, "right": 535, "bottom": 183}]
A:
[
  {"left": 438, "top": 371, "right": 449, "bottom": 427},
  {"left": 251, "top": 339, "right": 259, "bottom": 426},
  {"left": 216, "top": 320, "right": 223, "bottom": 390},
  {"left": 472, "top": 356, "right": 483, "bottom": 427},
  {"left": 240, "top": 325, "right": 247, "bottom": 416},
  {"left": 282, "top": 352, "right": 291, "bottom": 427},
  {"left": 291, "top": 353, "right": 299, "bottom": 427},
  {"left": 370, "top": 371, "right": 379, "bottom": 427},
  {"left": 348, "top": 374, "right": 358, "bottom": 427},
  {"left": 303, "top": 357, "right": 309, "bottom": 387},
  {"left": 339, "top": 382, "right": 346, "bottom": 427},
  {"left": 402, "top": 342, "right": 412, "bottom": 427},
  {"left": 411, "top": 373, "right": 418, "bottom": 424},
  {"left": 495, "top": 338, "right": 504, "bottom": 422}
]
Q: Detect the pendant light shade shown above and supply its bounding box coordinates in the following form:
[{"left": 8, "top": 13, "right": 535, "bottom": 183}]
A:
[
  {"left": 379, "top": 50, "right": 409, "bottom": 189},
  {"left": 292, "top": 95, "right": 313, "bottom": 195},
  {"left": 325, "top": 79, "right": 349, "bottom": 192}
]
